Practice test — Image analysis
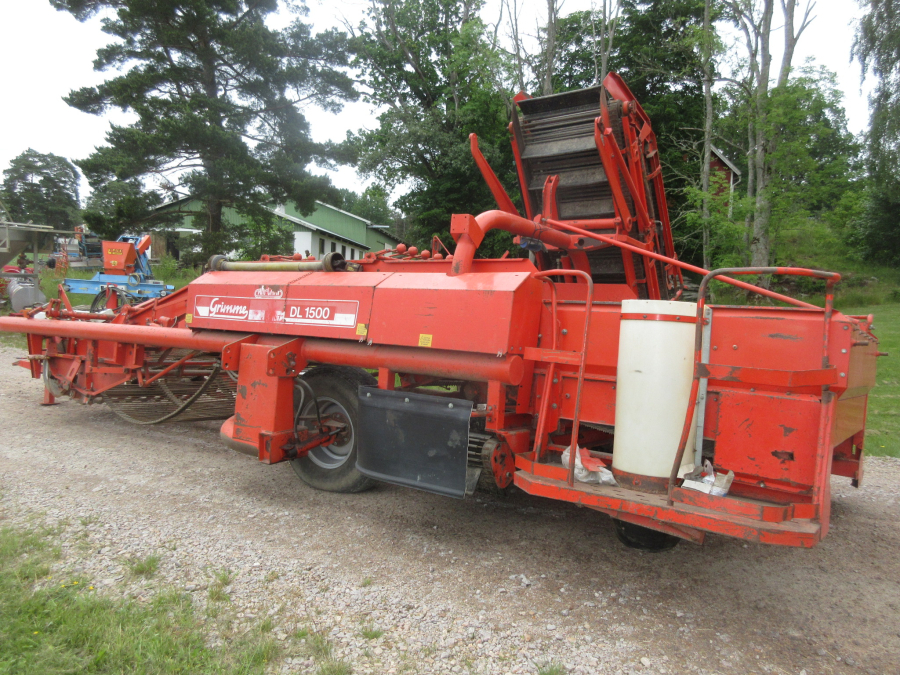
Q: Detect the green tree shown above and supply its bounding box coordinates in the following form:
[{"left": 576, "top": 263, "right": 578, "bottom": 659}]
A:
[
  {"left": 714, "top": 65, "right": 860, "bottom": 265},
  {"left": 81, "top": 180, "right": 164, "bottom": 241},
  {"left": 347, "top": 0, "right": 519, "bottom": 257},
  {"left": 337, "top": 185, "right": 397, "bottom": 225},
  {"left": 765, "top": 67, "right": 860, "bottom": 220},
  {"left": 854, "top": 0, "right": 900, "bottom": 263},
  {"left": 727, "top": 0, "right": 815, "bottom": 271},
  {"left": 1, "top": 149, "right": 81, "bottom": 228},
  {"left": 52, "top": 0, "right": 357, "bottom": 259},
  {"left": 552, "top": 1, "right": 709, "bottom": 263}
]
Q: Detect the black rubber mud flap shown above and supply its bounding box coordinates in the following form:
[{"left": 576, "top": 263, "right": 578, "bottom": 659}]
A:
[{"left": 356, "top": 387, "right": 474, "bottom": 498}]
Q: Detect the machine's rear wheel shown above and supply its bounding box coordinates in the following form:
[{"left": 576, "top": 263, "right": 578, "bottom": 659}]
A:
[
  {"left": 613, "top": 520, "right": 680, "bottom": 551},
  {"left": 290, "top": 367, "right": 375, "bottom": 494}
]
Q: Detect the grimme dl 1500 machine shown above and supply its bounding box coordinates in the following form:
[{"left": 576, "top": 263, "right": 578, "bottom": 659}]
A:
[{"left": 0, "top": 74, "right": 880, "bottom": 550}]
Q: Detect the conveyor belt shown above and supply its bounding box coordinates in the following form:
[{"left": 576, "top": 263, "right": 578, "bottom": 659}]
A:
[
  {"left": 512, "top": 86, "right": 671, "bottom": 299},
  {"left": 103, "top": 351, "right": 237, "bottom": 424}
]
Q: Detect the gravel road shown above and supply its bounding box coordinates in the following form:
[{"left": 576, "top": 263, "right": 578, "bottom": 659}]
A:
[{"left": 1, "top": 346, "right": 898, "bottom": 675}]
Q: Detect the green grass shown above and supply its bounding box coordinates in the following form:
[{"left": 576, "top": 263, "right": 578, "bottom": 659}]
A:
[
  {"left": 537, "top": 663, "right": 567, "bottom": 675},
  {"left": 316, "top": 659, "right": 353, "bottom": 675},
  {"left": 705, "top": 221, "right": 900, "bottom": 309},
  {"left": 124, "top": 553, "right": 160, "bottom": 578},
  {"left": 360, "top": 624, "right": 383, "bottom": 640},
  {"left": 207, "top": 568, "right": 235, "bottom": 603},
  {"left": 0, "top": 524, "right": 278, "bottom": 674},
  {"left": 842, "top": 303, "right": 899, "bottom": 458},
  {"left": 306, "top": 632, "right": 332, "bottom": 659}
]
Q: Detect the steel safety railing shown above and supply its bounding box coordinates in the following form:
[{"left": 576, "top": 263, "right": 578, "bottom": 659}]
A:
[{"left": 531, "top": 269, "right": 594, "bottom": 487}]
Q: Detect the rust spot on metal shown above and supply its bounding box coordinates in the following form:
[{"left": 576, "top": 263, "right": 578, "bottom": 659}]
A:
[
  {"left": 237, "top": 385, "right": 247, "bottom": 399},
  {"left": 779, "top": 424, "right": 796, "bottom": 437},
  {"left": 767, "top": 333, "right": 801, "bottom": 341},
  {"left": 771, "top": 450, "right": 794, "bottom": 462}
]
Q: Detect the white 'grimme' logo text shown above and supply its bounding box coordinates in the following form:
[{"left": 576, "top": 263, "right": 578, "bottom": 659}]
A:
[
  {"left": 254, "top": 285, "right": 284, "bottom": 299},
  {"left": 208, "top": 298, "right": 248, "bottom": 318}
]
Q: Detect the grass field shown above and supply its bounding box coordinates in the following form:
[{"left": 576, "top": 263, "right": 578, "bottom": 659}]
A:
[
  {"left": 0, "top": 523, "right": 278, "bottom": 674},
  {"left": 844, "top": 303, "right": 899, "bottom": 458}
]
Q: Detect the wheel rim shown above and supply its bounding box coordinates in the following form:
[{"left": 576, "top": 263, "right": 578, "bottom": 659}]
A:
[
  {"left": 42, "top": 359, "right": 68, "bottom": 398},
  {"left": 303, "top": 396, "right": 354, "bottom": 469}
]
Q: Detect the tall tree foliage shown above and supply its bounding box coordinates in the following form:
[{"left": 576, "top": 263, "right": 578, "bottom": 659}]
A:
[
  {"left": 52, "top": 0, "right": 357, "bottom": 258},
  {"left": 1, "top": 149, "right": 81, "bottom": 229},
  {"left": 337, "top": 186, "right": 397, "bottom": 225},
  {"left": 552, "top": 1, "right": 709, "bottom": 262},
  {"left": 715, "top": 66, "right": 860, "bottom": 264},
  {"left": 854, "top": 0, "right": 900, "bottom": 263},
  {"left": 728, "top": 0, "right": 814, "bottom": 272},
  {"left": 81, "top": 180, "right": 163, "bottom": 241},
  {"left": 347, "top": 0, "right": 517, "bottom": 256}
]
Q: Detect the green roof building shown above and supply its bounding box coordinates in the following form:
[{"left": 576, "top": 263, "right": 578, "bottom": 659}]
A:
[{"left": 154, "top": 197, "right": 402, "bottom": 261}]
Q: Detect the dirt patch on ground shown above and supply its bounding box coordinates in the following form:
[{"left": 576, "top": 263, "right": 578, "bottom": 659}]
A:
[{"left": 1, "top": 346, "right": 898, "bottom": 674}]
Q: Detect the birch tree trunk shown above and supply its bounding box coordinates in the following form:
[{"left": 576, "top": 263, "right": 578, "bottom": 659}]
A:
[
  {"left": 542, "top": 0, "right": 559, "bottom": 95},
  {"left": 700, "top": 0, "right": 715, "bottom": 271},
  {"left": 749, "top": 0, "right": 774, "bottom": 270},
  {"left": 600, "top": 0, "right": 622, "bottom": 85},
  {"left": 749, "top": 0, "right": 814, "bottom": 271},
  {"left": 503, "top": 0, "right": 527, "bottom": 92}
]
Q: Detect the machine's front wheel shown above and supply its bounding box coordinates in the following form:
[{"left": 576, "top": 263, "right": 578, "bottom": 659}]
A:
[
  {"left": 290, "top": 367, "right": 375, "bottom": 494},
  {"left": 613, "top": 520, "right": 680, "bottom": 551}
]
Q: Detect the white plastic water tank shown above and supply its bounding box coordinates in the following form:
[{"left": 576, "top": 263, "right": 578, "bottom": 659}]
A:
[{"left": 611, "top": 299, "right": 698, "bottom": 492}]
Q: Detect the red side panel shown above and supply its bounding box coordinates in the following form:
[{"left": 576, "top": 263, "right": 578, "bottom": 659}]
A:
[
  {"left": 185, "top": 271, "right": 392, "bottom": 340},
  {"left": 714, "top": 391, "right": 820, "bottom": 486},
  {"left": 367, "top": 272, "right": 542, "bottom": 355}
]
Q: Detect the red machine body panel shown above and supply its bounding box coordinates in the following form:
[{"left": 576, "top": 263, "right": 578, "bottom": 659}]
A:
[
  {"left": 367, "top": 271, "right": 542, "bottom": 354},
  {"left": 187, "top": 267, "right": 545, "bottom": 357},
  {"left": 713, "top": 390, "right": 821, "bottom": 486},
  {"left": 186, "top": 271, "right": 393, "bottom": 340}
]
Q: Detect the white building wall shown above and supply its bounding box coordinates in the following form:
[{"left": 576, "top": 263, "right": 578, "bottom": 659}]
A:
[
  {"left": 293, "top": 230, "right": 313, "bottom": 257},
  {"left": 302, "top": 232, "right": 365, "bottom": 261}
]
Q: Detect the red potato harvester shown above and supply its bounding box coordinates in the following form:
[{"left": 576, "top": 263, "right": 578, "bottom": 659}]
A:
[{"left": 0, "top": 74, "right": 880, "bottom": 550}]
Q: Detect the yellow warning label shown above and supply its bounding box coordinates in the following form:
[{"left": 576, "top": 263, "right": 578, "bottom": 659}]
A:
[
  {"left": 185, "top": 313, "right": 193, "bottom": 323},
  {"left": 418, "top": 334, "right": 433, "bottom": 347},
  {"left": 356, "top": 323, "right": 367, "bottom": 336}
]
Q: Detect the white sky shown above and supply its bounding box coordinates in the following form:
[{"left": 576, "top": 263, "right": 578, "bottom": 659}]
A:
[{"left": 0, "top": 0, "right": 875, "bottom": 205}]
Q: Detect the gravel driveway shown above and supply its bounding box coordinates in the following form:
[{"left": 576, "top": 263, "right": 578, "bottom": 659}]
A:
[{"left": 1, "top": 346, "right": 898, "bottom": 675}]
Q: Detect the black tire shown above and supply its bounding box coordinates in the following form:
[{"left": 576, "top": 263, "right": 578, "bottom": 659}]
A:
[
  {"left": 290, "top": 367, "right": 375, "bottom": 494},
  {"left": 613, "top": 520, "right": 680, "bottom": 552},
  {"left": 90, "top": 287, "right": 134, "bottom": 313}
]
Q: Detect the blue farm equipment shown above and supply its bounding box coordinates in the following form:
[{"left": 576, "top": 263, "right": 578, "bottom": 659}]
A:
[{"left": 63, "top": 234, "right": 173, "bottom": 311}]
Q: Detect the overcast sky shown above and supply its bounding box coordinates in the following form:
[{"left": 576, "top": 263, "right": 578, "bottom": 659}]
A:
[{"left": 0, "top": 0, "right": 874, "bottom": 204}]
